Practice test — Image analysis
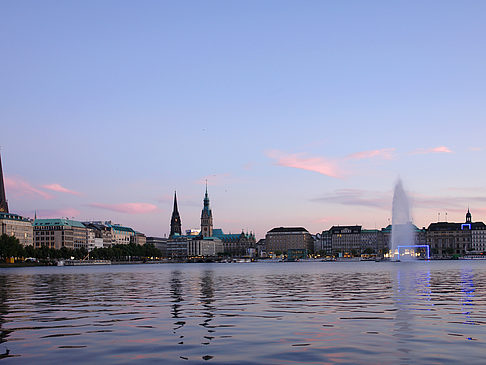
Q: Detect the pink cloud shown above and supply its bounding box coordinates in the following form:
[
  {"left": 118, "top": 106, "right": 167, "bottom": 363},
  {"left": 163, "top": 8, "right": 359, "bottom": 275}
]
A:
[
  {"left": 412, "top": 146, "right": 453, "bottom": 154},
  {"left": 347, "top": 148, "right": 395, "bottom": 160},
  {"left": 267, "top": 150, "right": 342, "bottom": 178},
  {"left": 89, "top": 202, "right": 158, "bottom": 214},
  {"left": 43, "top": 183, "right": 81, "bottom": 196},
  {"left": 5, "top": 176, "right": 53, "bottom": 200}
]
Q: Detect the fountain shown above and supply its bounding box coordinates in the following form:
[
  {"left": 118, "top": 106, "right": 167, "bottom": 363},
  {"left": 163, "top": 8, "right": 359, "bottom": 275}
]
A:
[{"left": 390, "top": 179, "right": 428, "bottom": 260}]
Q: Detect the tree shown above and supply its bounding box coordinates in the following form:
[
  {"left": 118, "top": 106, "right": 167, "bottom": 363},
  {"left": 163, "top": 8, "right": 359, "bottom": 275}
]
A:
[{"left": 0, "top": 234, "right": 25, "bottom": 261}]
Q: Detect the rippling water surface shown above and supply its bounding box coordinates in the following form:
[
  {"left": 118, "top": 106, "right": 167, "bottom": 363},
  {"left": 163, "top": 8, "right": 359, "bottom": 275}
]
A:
[{"left": 1, "top": 261, "right": 485, "bottom": 364}]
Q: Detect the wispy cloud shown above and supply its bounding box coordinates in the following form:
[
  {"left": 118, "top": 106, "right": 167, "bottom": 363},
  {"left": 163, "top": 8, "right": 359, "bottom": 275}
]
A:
[
  {"left": 43, "top": 183, "right": 81, "bottom": 196},
  {"left": 266, "top": 150, "right": 342, "bottom": 178},
  {"left": 89, "top": 202, "right": 158, "bottom": 214},
  {"left": 469, "top": 147, "right": 482, "bottom": 152},
  {"left": 5, "top": 176, "right": 53, "bottom": 200},
  {"left": 412, "top": 146, "right": 453, "bottom": 155},
  {"left": 346, "top": 148, "right": 395, "bottom": 160},
  {"left": 312, "top": 189, "right": 389, "bottom": 209}
]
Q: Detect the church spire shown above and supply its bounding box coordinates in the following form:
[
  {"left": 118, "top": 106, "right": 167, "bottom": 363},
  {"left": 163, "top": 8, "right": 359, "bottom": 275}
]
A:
[
  {"left": 169, "top": 191, "right": 182, "bottom": 238},
  {"left": 0, "top": 152, "right": 8, "bottom": 213},
  {"left": 466, "top": 207, "right": 472, "bottom": 223},
  {"left": 201, "top": 183, "right": 213, "bottom": 237}
]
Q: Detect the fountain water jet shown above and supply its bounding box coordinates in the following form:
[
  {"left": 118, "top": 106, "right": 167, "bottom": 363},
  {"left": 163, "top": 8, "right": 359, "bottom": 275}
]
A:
[{"left": 390, "top": 179, "right": 416, "bottom": 261}]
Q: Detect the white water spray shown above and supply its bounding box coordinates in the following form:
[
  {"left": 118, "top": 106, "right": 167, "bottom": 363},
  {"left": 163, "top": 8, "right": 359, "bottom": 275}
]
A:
[{"left": 390, "top": 179, "right": 414, "bottom": 260}]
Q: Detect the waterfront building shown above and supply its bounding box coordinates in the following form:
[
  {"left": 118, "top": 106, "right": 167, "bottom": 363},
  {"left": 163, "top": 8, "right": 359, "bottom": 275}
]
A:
[
  {"left": 133, "top": 232, "right": 146, "bottom": 245},
  {"left": 213, "top": 229, "right": 256, "bottom": 257},
  {"left": 200, "top": 183, "right": 213, "bottom": 238},
  {"left": 427, "top": 209, "right": 485, "bottom": 257},
  {"left": 265, "top": 227, "right": 314, "bottom": 255},
  {"left": 256, "top": 238, "right": 267, "bottom": 257},
  {"left": 361, "top": 229, "right": 380, "bottom": 254},
  {"left": 34, "top": 219, "right": 88, "bottom": 250},
  {"left": 146, "top": 236, "right": 167, "bottom": 257},
  {"left": 169, "top": 191, "right": 182, "bottom": 238},
  {"left": 0, "top": 212, "right": 34, "bottom": 246},
  {"left": 83, "top": 221, "right": 114, "bottom": 247},
  {"left": 187, "top": 237, "right": 223, "bottom": 257},
  {"left": 166, "top": 237, "right": 189, "bottom": 259},
  {"left": 330, "top": 226, "right": 362, "bottom": 256},
  {"left": 314, "top": 230, "right": 332, "bottom": 255},
  {"left": 0, "top": 153, "right": 8, "bottom": 213},
  {"left": 107, "top": 223, "right": 135, "bottom": 245}
]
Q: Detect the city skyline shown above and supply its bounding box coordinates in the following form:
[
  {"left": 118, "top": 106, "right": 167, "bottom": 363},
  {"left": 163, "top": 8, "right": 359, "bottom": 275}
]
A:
[{"left": 2, "top": 1, "right": 486, "bottom": 238}]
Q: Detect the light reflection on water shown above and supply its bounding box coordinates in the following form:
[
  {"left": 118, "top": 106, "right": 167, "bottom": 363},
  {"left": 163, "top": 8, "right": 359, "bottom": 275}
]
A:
[{"left": 0, "top": 261, "right": 486, "bottom": 364}]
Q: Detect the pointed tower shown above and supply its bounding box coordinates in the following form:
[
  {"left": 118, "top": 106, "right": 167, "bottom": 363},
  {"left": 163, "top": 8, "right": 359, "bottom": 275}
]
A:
[
  {"left": 169, "top": 191, "right": 182, "bottom": 238},
  {"left": 0, "top": 153, "right": 8, "bottom": 213},
  {"left": 466, "top": 208, "right": 472, "bottom": 223},
  {"left": 200, "top": 181, "right": 213, "bottom": 237}
]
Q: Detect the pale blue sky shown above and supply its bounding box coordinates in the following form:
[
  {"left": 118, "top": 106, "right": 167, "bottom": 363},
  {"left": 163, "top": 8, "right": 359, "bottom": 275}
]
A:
[{"left": 2, "top": 1, "right": 485, "bottom": 238}]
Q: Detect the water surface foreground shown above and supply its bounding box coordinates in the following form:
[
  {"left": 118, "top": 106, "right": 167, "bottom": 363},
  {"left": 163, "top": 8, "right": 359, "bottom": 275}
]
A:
[{"left": 0, "top": 261, "right": 484, "bottom": 364}]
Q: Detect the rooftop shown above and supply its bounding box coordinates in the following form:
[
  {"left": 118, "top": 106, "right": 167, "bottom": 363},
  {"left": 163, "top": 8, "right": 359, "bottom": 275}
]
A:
[{"left": 34, "top": 218, "right": 86, "bottom": 228}]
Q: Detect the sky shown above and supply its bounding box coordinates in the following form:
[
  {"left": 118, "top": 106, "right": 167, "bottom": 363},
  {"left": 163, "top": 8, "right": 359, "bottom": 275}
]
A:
[{"left": 1, "top": 1, "right": 486, "bottom": 239}]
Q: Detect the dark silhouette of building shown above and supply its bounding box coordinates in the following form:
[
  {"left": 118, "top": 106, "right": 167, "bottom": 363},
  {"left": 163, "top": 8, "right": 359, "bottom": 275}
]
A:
[
  {"left": 170, "top": 191, "right": 182, "bottom": 238},
  {"left": 0, "top": 153, "right": 8, "bottom": 213}
]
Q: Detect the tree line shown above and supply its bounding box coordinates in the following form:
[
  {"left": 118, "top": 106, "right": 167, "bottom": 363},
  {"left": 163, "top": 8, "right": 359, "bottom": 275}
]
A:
[{"left": 0, "top": 234, "right": 163, "bottom": 263}]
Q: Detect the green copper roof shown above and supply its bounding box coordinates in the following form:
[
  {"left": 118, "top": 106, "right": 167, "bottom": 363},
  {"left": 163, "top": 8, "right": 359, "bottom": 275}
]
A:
[
  {"left": 0, "top": 212, "right": 30, "bottom": 222},
  {"left": 34, "top": 218, "right": 86, "bottom": 228}
]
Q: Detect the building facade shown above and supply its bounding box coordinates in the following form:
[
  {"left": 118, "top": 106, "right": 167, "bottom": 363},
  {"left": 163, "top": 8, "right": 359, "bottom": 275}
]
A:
[
  {"left": 330, "top": 226, "right": 362, "bottom": 256},
  {"left": 187, "top": 237, "right": 223, "bottom": 257},
  {"left": 265, "top": 227, "right": 314, "bottom": 255},
  {"left": 0, "top": 212, "right": 34, "bottom": 246},
  {"left": 34, "top": 219, "right": 88, "bottom": 250}
]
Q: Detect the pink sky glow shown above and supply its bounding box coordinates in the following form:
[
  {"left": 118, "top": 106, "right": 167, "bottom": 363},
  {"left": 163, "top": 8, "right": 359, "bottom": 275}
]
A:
[
  {"left": 5, "top": 176, "right": 53, "bottom": 200},
  {"left": 43, "top": 183, "right": 81, "bottom": 196},
  {"left": 89, "top": 202, "right": 158, "bottom": 214},
  {"left": 346, "top": 148, "right": 395, "bottom": 160}
]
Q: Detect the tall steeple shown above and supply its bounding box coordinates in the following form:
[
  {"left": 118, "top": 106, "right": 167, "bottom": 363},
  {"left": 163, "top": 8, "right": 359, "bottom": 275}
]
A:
[
  {"left": 0, "top": 152, "right": 8, "bottom": 213},
  {"left": 200, "top": 181, "right": 213, "bottom": 237},
  {"left": 169, "top": 191, "right": 182, "bottom": 238}
]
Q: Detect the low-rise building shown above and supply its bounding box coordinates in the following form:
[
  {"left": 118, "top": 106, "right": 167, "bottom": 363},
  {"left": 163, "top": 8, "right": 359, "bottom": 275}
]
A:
[
  {"left": 83, "top": 222, "right": 115, "bottom": 247},
  {"left": 213, "top": 229, "right": 256, "bottom": 257},
  {"left": 265, "top": 227, "right": 314, "bottom": 255},
  {"left": 132, "top": 232, "right": 146, "bottom": 245},
  {"left": 146, "top": 236, "right": 167, "bottom": 257},
  {"left": 330, "top": 226, "right": 362, "bottom": 256},
  {"left": 0, "top": 212, "right": 34, "bottom": 246},
  {"left": 34, "top": 219, "right": 88, "bottom": 250},
  {"left": 187, "top": 237, "right": 223, "bottom": 257},
  {"left": 166, "top": 237, "right": 189, "bottom": 260},
  {"left": 108, "top": 223, "right": 135, "bottom": 245}
]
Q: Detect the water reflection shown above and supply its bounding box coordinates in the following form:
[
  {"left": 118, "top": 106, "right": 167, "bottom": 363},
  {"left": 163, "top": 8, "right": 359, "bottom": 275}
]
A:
[
  {"left": 460, "top": 269, "right": 475, "bottom": 326},
  {"left": 0, "top": 262, "right": 485, "bottom": 364}
]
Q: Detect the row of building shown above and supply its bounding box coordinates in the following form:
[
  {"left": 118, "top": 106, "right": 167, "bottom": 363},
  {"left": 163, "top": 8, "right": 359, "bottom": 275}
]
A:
[
  {"left": 2, "top": 153, "right": 485, "bottom": 259},
  {"left": 0, "top": 212, "right": 147, "bottom": 250},
  {"left": 262, "top": 209, "right": 486, "bottom": 258}
]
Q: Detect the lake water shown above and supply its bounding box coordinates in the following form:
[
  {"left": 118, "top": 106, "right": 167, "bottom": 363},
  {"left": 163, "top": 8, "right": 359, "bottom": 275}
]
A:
[{"left": 0, "top": 261, "right": 485, "bottom": 364}]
